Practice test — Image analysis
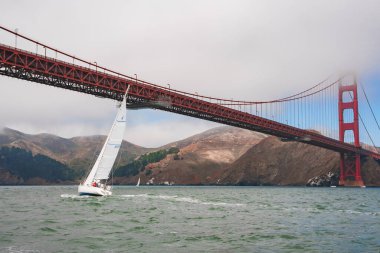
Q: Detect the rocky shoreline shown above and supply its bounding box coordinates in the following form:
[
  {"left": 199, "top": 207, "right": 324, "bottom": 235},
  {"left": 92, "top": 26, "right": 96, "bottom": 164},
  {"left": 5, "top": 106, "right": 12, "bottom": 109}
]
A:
[{"left": 306, "top": 172, "right": 339, "bottom": 187}]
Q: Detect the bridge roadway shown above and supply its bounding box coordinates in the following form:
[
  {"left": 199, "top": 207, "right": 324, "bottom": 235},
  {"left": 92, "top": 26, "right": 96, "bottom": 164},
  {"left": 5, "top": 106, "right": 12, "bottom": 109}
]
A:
[{"left": 0, "top": 43, "right": 379, "bottom": 160}]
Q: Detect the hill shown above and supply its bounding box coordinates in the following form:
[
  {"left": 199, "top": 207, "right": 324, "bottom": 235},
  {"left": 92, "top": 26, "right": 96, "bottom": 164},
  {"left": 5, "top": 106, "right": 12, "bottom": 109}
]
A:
[
  {"left": 0, "top": 126, "right": 379, "bottom": 186},
  {"left": 0, "top": 146, "right": 76, "bottom": 185},
  {"left": 0, "top": 127, "right": 152, "bottom": 183},
  {"left": 114, "top": 126, "right": 266, "bottom": 185},
  {"left": 219, "top": 136, "right": 380, "bottom": 186}
]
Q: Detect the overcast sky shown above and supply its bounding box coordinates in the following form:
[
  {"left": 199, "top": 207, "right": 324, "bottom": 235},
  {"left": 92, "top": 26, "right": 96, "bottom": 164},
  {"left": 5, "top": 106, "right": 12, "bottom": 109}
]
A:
[{"left": 0, "top": 0, "right": 379, "bottom": 147}]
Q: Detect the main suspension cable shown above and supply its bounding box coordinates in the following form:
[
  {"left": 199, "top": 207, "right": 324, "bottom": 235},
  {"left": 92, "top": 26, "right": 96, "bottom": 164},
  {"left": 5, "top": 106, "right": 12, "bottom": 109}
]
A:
[
  {"left": 359, "top": 82, "right": 380, "bottom": 132},
  {"left": 348, "top": 91, "right": 377, "bottom": 148}
]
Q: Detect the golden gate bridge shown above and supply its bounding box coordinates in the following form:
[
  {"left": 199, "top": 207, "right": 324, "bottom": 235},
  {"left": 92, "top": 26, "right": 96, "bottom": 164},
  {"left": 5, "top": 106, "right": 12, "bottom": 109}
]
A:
[{"left": 0, "top": 25, "right": 379, "bottom": 187}]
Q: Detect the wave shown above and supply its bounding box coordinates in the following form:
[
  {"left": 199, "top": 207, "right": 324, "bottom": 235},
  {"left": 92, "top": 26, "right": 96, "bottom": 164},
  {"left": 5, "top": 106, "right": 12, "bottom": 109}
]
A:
[
  {"left": 338, "top": 209, "right": 379, "bottom": 216},
  {"left": 0, "top": 246, "right": 40, "bottom": 253},
  {"left": 60, "top": 194, "right": 90, "bottom": 199},
  {"left": 118, "top": 194, "right": 245, "bottom": 207},
  {"left": 281, "top": 206, "right": 379, "bottom": 216},
  {"left": 60, "top": 193, "right": 245, "bottom": 207}
]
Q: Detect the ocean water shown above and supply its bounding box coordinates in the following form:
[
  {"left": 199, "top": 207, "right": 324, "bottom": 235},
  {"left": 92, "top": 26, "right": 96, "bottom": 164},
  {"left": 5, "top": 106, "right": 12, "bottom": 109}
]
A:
[{"left": 0, "top": 186, "right": 379, "bottom": 253}]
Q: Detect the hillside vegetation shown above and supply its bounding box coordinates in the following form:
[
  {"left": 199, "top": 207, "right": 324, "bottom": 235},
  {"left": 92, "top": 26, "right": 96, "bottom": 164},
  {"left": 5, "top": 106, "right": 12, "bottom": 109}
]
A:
[
  {"left": 0, "top": 147, "right": 76, "bottom": 184},
  {"left": 114, "top": 147, "right": 179, "bottom": 177}
]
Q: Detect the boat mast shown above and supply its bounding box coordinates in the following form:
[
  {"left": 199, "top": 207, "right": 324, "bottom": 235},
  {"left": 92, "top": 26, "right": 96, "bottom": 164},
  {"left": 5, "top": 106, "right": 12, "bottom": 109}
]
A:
[{"left": 83, "top": 86, "right": 130, "bottom": 186}]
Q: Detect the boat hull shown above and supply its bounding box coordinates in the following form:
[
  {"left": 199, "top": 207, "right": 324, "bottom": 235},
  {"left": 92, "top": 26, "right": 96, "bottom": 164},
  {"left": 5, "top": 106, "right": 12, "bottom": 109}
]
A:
[{"left": 78, "top": 184, "right": 112, "bottom": 196}]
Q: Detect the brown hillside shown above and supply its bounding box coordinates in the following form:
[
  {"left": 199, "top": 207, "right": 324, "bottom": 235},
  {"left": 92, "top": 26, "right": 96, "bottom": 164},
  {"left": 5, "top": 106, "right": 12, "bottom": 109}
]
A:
[
  {"left": 115, "top": 126, "right": 266, "bottom": 185},
  {"left": 0, "top": 127, "right": 152, "bottom": 174},
  {"left": 219, "top": 136, "right": 380, "bottom": 186}
]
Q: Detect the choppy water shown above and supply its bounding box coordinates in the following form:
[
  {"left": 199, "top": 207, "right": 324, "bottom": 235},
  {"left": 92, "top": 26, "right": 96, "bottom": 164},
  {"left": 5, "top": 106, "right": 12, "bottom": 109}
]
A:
[{"left": 0, "top": 186, "right": 379, "bottom": 253}]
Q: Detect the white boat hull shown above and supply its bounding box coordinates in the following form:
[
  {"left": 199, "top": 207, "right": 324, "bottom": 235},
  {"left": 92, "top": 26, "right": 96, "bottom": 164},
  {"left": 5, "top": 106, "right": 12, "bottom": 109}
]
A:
[{"left": 78, "top": 184, "right": 112, "bottom": 196}]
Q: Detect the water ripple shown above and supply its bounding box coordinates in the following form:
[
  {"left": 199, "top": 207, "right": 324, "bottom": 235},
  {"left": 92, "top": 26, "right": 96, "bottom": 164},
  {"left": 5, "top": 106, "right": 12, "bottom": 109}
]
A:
[
  {"left": 118, "top": 194, "right": 245, "bottom": 207},
  {"left": 1, "top": 186, "right": 380, "bottom": 252}
]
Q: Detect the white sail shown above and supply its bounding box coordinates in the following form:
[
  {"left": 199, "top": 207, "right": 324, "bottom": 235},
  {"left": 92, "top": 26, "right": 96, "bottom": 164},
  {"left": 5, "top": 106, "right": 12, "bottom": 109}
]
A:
[
  {"left": 83, "top": 89, "right": 128, "bottom": 186},
  {"left": 136, "top": 177, "right": 140, "bottom": 187}
]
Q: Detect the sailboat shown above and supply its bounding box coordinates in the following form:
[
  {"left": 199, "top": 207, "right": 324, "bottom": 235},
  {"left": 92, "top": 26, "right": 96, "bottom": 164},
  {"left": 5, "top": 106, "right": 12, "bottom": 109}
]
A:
[
  {"left": 136, "top": 177, "right": 140, "bottom": 187},
  {"left": 78, "top": 87, "right": 130, "bottom": 196}
]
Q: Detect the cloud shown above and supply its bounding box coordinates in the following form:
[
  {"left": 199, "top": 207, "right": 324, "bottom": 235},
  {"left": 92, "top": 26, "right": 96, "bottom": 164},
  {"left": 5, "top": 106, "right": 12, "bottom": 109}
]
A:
[
  {"left": 0, "top": 0, "right": 379, "bottom": 145},
  {"left": 124, "top": 117, "right": 219, "bottom": 148}
]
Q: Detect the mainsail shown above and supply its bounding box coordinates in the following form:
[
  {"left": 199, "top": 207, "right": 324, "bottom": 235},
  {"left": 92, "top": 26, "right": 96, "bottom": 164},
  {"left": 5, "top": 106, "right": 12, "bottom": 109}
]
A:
[{"left": 83, "top": 89, "right": 128, "bottom": 186}]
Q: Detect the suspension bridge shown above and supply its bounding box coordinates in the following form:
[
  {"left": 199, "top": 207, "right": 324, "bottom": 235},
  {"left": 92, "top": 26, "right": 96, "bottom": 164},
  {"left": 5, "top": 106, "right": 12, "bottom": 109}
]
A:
[{"left": 0, "top": 25, "right": 379, "bottom": 187}]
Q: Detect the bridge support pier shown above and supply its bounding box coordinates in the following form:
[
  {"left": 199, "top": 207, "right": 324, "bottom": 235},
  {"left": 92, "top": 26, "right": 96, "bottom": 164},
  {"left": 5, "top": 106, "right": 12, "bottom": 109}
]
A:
[
  {"left": 338, "top": 78, "right": 365, "bottom": 187},
  {"left": 339, "top": 153, "right": 364, "bottom": 187}
]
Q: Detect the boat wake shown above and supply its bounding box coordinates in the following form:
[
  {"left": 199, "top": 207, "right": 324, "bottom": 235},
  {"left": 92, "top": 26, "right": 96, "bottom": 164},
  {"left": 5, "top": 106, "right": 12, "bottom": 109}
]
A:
[
  {"left": 60, "top": 194, "right": 91, "bottom": 199},
  {"left": 119, "top": 194, "right": 245, "bottom": 207},
  {"left": 0, "top": 246, "right": 40, "bottom": 253}
]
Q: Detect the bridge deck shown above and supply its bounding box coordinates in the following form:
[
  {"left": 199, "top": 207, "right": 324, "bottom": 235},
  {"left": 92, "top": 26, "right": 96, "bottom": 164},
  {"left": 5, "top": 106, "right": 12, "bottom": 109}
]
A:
[{"left": 0, "top": 44, "right": 379, "bottom": 160}]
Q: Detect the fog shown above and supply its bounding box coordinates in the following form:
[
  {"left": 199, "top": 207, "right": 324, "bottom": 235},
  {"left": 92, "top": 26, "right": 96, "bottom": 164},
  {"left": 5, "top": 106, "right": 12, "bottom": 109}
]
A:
[{"left": 0, "top": 0, "right": 379, "bottom": 147}]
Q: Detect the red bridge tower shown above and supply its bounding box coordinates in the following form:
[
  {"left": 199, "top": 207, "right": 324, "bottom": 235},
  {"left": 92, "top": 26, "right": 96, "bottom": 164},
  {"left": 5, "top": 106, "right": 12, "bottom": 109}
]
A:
[{"left": 338, "top": 77, "right": 364, "bottom": 187}]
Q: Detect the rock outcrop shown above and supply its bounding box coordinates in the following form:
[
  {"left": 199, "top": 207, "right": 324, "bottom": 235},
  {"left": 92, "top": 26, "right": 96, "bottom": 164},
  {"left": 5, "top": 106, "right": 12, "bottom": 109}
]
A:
[{"left": 306, "top": 172, "right": 339, "bottom": 187}]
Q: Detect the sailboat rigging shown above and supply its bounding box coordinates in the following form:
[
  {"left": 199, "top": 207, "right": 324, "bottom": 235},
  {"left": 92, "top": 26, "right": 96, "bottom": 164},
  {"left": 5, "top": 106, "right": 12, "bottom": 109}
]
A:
[{"left": 78, "top": 86, "right": 130, "bottom": 196}]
